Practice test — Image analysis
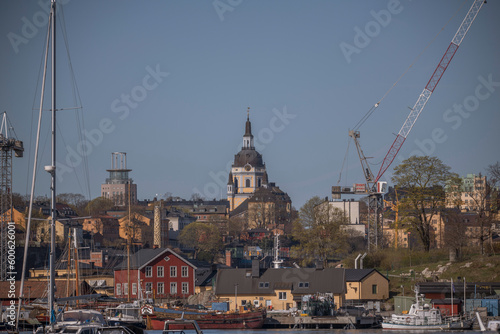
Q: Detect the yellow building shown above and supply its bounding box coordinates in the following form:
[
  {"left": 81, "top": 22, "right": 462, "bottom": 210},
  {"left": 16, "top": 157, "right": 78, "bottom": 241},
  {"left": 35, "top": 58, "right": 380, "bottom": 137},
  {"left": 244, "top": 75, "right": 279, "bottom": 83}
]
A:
[
  {"left": 215, "top": 264, "right": 346, "bottom": 311},
  {"left": 227, "top": 112, "right": 268, "bottom": 211},
  {"left": 5, "top": 207, "right": 26, "bottom": 230},
  {"left": 32, "top": 218, "right": 81, "bottom": 246},
  {"left": 345, "top": 269, "right": 389, "bottom": 301},
  {"left": 382, "top": 225, "right": 411, "bottom": 249},
  {"left": 246, "top": 185, "right": 292, "bottom": 233},
  {"left": 118, "top": 212, "right": 153, "bottom": 245}
]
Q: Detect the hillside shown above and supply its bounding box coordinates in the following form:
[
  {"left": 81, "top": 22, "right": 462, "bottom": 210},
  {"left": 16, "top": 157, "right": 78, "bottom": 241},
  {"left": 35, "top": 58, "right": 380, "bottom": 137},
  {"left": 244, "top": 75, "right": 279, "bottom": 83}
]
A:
[{"left": 379, "top": 251, "right": 500, "bottom": 297}]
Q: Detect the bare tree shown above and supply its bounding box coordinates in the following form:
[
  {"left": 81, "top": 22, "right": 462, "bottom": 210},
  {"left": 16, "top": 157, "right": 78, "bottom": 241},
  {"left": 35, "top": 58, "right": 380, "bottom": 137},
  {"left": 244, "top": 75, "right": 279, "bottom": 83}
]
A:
[
  {"left": 460, "top": 173, "right": 493, "bottom": 255},
  {"left": 443, "top": 209, "right": 469, "bottom": 261}
]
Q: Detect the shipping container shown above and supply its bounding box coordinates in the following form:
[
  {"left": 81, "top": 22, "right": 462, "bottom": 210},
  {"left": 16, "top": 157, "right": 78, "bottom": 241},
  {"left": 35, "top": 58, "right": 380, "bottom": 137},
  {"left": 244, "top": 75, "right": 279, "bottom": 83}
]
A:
[
  {"left": 481, "top": 299, "right": 499, "bottom": 316},
  {"left": 465, "top": 299, "right": 482, "bottom": 313}
]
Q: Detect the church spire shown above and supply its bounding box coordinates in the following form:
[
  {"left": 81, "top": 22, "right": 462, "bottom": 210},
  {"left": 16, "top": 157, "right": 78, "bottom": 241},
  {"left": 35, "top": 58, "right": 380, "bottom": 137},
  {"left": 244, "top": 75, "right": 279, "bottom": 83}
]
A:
[{"left": 243, "top": 107, "right": 254, "bottom": 149}]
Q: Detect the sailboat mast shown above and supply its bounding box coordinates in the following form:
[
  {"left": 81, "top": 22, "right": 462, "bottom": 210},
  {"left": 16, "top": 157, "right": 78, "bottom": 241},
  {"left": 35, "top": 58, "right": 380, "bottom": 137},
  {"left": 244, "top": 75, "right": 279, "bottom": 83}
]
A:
[
  {"left": 49, "top": 0, "right": 57, "bottom": 325},
  {"left": 16, "top": 1, "right": 52, "bottom": 329}
]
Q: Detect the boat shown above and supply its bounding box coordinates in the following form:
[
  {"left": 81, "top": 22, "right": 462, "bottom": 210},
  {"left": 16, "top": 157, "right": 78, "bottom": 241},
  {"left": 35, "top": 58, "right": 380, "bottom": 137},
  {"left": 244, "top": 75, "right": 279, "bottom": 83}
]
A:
[
  {"left": 488, "top": 321, "right": 500, "bottom": 332},
  {"left": 382, "top": 286, "right": 472, "bottom": 330},
  {"left": 34, "top": 310, "right": 107, "bottom": 334},
  {"left": 476, "top": 312, "right": 500, "bottom": 332},
  {"left": 142, "top": 305, "right": 265, "bottom": 330},
  {"left": 106, "top": 303, "right": 145, "bottom": 328}
]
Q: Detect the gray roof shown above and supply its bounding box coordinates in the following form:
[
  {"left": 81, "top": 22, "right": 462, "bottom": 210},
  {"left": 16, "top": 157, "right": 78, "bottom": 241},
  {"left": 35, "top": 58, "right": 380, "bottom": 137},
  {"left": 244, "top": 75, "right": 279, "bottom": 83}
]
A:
[
  {"left": 114, "top": 248, "right": 196, "bottom": 271},
  {"left": 344, "top": 269, "right": 388, "bottom": 282},
  {"left": 215, "top": 267, "right": 346, "bottom": 296}
]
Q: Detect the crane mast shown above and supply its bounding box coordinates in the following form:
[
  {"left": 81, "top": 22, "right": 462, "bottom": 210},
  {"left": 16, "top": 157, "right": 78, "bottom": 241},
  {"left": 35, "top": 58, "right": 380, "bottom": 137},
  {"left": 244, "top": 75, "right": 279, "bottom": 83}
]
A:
[
  {"left": 374, "top": 0, "right": 485, "bottom": 184},
  {"left": 0, "top": 112, "right": 24, "bottom": 281}
]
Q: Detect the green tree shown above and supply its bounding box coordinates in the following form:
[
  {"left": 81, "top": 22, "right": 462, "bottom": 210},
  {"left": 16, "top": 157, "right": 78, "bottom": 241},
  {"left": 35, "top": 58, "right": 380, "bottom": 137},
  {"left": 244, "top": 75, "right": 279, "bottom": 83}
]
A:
[
  {"left": 228, "top": 216, "right": 245, "bottom": 242},
  {"left": 84, "top": 197, "right": 115, "bottom": 215},
  {"left": 179, "top": 222, "right": 223, "bottom": 262},
  {"left": 392, "top": 156, "right": 458, "bottom": 252},
  {"left": 291, "top": 196, "right": 348, "bottom": 267}
]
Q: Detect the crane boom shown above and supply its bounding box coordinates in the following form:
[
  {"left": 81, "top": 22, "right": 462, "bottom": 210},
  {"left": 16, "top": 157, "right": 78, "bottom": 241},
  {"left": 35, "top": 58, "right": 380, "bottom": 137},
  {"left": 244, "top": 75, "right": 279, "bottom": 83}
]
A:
[{"left": 373, "top": 0, "right": 485, "bottom": 184}]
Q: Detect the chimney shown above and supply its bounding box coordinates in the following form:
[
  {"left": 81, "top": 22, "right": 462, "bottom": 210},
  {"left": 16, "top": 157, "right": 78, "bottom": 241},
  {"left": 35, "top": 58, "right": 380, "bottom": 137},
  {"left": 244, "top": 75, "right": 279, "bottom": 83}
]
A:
[
  {"left": 225, "top": 250, "right": 232, "bottom": 267},
  {"left": 154, "top": 204, "right": 161, "bottom": 248},
  {"left": 252, "top": 259, "right": 260, "bottom": 278},
  {"left": 315, "top": 260, "right": 324, "bottom": 270}
]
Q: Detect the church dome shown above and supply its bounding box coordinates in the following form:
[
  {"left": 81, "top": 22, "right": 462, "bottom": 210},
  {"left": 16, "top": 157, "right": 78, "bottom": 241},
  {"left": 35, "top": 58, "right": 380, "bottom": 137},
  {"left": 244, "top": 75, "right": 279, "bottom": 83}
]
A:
[{"left": 233, "top": 149, "right": 264, "bottom": 168}]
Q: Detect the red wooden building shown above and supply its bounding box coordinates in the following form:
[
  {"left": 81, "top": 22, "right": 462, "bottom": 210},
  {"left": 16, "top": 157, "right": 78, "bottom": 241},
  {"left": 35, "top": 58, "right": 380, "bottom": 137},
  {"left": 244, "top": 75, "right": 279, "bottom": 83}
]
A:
[
  {"left": 114, "top": 248, "right": 196, "bottom": 300},
  {"left": 432, "top": 299, "right": 463, "bottom": 316}
]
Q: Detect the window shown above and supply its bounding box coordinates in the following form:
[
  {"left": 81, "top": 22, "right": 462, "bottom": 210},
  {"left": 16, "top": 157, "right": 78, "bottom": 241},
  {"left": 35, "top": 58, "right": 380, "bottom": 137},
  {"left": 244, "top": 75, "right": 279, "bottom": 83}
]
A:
[
  {"left": 116, "top": 283, "right": 121, "bottom": 296},
  {"left": 145, "top": 282, "right": 152, "bottom": 292},
  {"left": 145, "top": 266, "right": 152, "bottom": 277},
  {"left": 298, "top": 282, "right": 309, "bottom": 288},
  {"left": 182, "top": 282, "right": 189, "bottom": 294},
  {"left": 279, "top": 292, "right": 287, "bottom": 300},
  {"left": 259, "top": 282, "right": 270, "bottom": 288},
  {"left": 245, "top": 179, "right": 251, "bottom": 187},
  {"left": 132, "top": 283, "right": 137, "bottom": 295},
  {"left": 123, "top": 283, "right": 128, "bottom": 295},
  {"left": 170, "top": 266, "right": 177, "bottom": 277},
  {"left": 170, "top": 282, "right": 177, "bottom": 294},
  {"left": 181, "top": 266, "right": 189, "bottom": 277},
  {"left": 157, "top": 282, "right": 164, "bottom": 294},
  {"left": 372, "top": 284, "right": 378, "bottom": 294},
  {"left": 157, "top": 266, "right": 164, "bottom": 277}
]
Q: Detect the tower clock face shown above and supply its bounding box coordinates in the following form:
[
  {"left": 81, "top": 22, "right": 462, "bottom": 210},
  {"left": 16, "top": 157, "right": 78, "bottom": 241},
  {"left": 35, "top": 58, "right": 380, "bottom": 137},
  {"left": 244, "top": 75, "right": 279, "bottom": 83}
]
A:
[{"left": 244, "top": 164, "right": 251, "bottom": 171}]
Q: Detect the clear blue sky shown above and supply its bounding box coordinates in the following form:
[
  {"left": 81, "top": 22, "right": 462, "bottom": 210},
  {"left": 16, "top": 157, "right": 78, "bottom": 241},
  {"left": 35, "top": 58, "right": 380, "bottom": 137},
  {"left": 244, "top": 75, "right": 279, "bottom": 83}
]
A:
[{"left": 2, "top": 0, "right": 499, "bottom": 210}]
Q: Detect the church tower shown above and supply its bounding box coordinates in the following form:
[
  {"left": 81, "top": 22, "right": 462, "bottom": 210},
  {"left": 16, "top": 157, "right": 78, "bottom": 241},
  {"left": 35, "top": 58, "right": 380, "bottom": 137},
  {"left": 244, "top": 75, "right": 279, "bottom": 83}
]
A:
[{"left": 227, "top": 109, "right": 267, "bottom": 211}]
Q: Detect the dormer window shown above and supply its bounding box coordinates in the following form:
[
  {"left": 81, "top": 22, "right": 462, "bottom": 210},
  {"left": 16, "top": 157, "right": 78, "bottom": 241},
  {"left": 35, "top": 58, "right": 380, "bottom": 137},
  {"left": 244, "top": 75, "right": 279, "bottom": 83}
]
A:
[
  {"left": 298, "top": 282, "right": 309, "bottom": 288},
  {"left": 259, "top": 282, "right": 270, "bottom": 288}
]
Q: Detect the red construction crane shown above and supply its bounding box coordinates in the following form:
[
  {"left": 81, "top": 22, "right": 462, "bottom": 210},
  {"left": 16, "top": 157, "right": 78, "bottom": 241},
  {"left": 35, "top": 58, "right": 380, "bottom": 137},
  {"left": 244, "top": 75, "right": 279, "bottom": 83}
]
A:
[
  {"left": 373, "top": 0, "right": 485, "bottom": 185},
  {"left": 335, "top": 0, "right": 485, "bottom": 251}
]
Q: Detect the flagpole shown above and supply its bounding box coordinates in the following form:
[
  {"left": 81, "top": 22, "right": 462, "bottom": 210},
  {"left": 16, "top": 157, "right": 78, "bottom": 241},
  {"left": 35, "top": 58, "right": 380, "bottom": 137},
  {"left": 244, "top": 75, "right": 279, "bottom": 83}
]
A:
[
  {"left": 463, "top": 277, "right": 466, "bottom": 317},
  {"left": 451, "top": 278, "right": 454, "bottom": 317}
]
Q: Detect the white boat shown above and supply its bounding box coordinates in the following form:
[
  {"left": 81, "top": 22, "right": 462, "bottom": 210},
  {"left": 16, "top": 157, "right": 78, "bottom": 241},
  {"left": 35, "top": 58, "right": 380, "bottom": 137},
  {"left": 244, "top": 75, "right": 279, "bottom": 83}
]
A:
[
  {"left": 34, "top": 310, "right": 107, "bottom": 334},
  {"left": 106, "top": 302, "right": 144, "bottom": 328},
  {"left": 487, "top": 320, "right": 500, "bottom": 332},
  {"left": 382, "top": 286, "right": 472, "bottom": 330}
]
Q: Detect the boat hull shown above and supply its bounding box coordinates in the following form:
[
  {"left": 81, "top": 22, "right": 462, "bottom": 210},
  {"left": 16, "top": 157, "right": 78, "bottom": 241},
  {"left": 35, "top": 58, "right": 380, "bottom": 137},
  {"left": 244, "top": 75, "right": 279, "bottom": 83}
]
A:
[
  {"left": 382, "top": 319, "right": 473, "bottom": 330},
  {"left": 145, "top": 310, "right": 265, "bottom": 330}
]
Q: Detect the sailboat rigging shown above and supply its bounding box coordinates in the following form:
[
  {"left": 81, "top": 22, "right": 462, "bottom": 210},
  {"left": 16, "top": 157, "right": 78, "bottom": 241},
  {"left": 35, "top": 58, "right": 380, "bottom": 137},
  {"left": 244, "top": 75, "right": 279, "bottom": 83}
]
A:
[
  {"left": 16, "top": 0, "right": 56, "bottom": 328},
  {"left": 15, "top": 2, "right": 110, "bottom": 333}
]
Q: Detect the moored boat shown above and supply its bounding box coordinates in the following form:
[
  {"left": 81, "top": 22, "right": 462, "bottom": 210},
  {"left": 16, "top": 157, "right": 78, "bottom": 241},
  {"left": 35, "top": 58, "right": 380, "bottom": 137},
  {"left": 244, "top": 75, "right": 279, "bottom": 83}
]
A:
[
  {"left": 141, "top": 305, "right": 265, "bottom": 330},
  {"left": 382, "top": 286, "right": 472, "bottom": 330},
  {"left": 106, "top": 302, "right": 145, "bottom": 328}
]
